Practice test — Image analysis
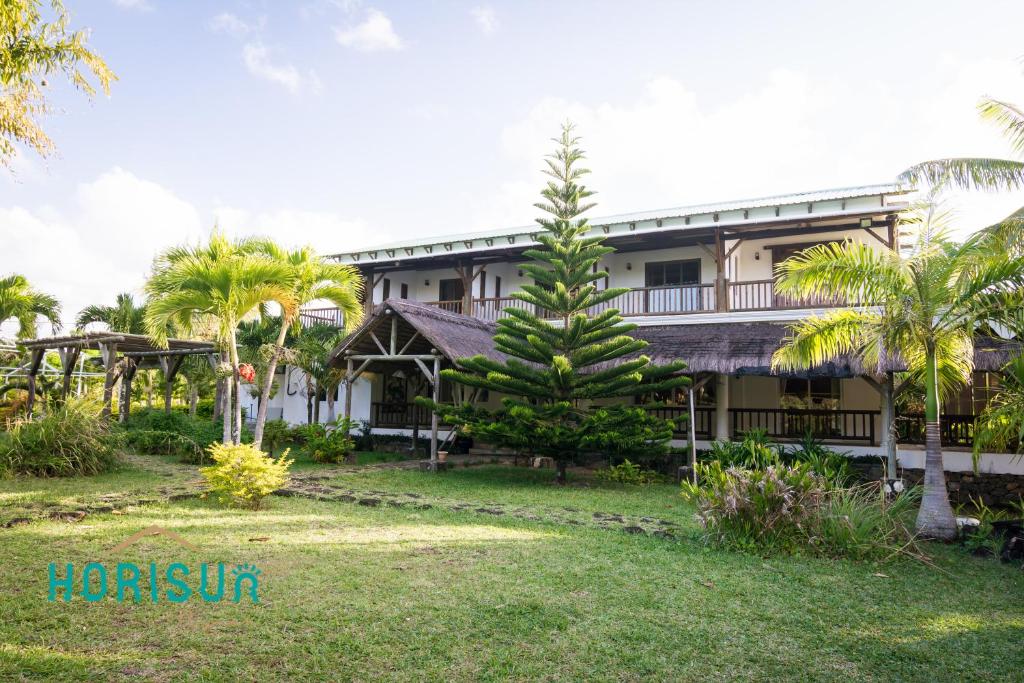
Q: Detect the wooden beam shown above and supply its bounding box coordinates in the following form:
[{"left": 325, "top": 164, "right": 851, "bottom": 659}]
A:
[
  {"left": 369, "top": 330, "right": 389, "bottom": 355},
  {"left": 430, "top": 355, "right": 441, "bottom": 463},
  {"left": 98, "top": 342, "right": 119, "bottom": 420},
  {"left": 697, "top": 243, "right": 715, "bottom": 259},
  {"left": 120, "top": 360, "right": 138, "bottom": 424},
  {"left": 24, "top": 348, "right": 45, "bottom": 417},
  {"left": 397, "top": 331, "right": 421, "bottom": 355},
  {"left": 863, "top": 227, "right": 889, "bottom": 247},
  {"left": 413, "top": 358, "right": 434, "bottom": 384},
  {"left": 346, "top": 353, "right": 440, "bottom": 361},
  {"left": 389, "top": 315, "right": 398, "bottom": 355},
  {"left": 58, "top": 346, "right": 81, "bottom": 400},
  {"left": 724, "top": 237, "right": 745, "bottom": 260},
  {"left": 343, "top": 358, "right": 354, "bottom": 423}
]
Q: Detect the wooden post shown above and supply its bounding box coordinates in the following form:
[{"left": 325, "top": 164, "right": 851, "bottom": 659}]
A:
[
  {"left": 24, "top": 348, "right": 45, "bottom": 417},
  {"left": 715, "top": 373, "right": 730, "bottom": 441},
  {"left": 687, "top": 385, "right": 697, "bottom": 483},
  {"left": 57, "top": 346, "right": 80, "bottom": 402},
  {"left": 430, "top": 354, "right": 440, "bottom": 463},
  {"left": 158, "top": 355, "right": 185, "bottom": 414},
  {"left": 344, "top": 357, "right": 354, "bottom": 423},
  {"left": 120, "top": 361, "right": 138, "bottom": 424},
  {"left": 98, "top": 342, "right": 118, "bottom": 420},
  {"left": 714, "top": 227, "right": 727, "bottom": 312}
]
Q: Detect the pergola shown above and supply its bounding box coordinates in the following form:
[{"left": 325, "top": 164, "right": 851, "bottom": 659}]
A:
[
  {"left": 19, "top": 332, "right": 217, "bottom": 420},
  {"left": 330, "top": 299, "right": 507, "bottom": 466}
]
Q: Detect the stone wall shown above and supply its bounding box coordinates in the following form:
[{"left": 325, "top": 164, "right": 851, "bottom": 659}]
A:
[{"left": 849, "top": 460, "right": 1024, "bottom": 507}]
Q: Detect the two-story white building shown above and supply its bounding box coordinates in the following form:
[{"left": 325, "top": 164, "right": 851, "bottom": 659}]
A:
[{"left": 254, "top": 183, "right": 1021, "bottom": 475}]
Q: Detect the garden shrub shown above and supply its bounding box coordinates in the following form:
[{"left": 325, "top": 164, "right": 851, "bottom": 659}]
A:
[
  {"left": 201, "top": 442, "right": 293, "bottom": 510},
  {"left": 682, "top": 461, "right": 826, "bottom": 553},
  {"left": 289, "top": 422, "right": 326, "bottom": 445},
  {"left": 682, "top": 461, "right": 921, "bottom": 559},
  {"left": 778, "top": 432, "right": 854, "bottom": 487},
  {"left": 0, "top": 398, "right": 118, "bottom": 477},
  {"left": 121, "top": 408, "right": 225, "bottom": 463},
  {"left": 261, "top": 418, "right": 291, "bottom": 454},
  {"left": 703, "top": 429, "right": 780, "bottom": 469},
  {"left": 595, "top": 459, "right": 668, "bottom": 485},
  {"left": 307, "top": 429, "right": 355, "bottom": 464}
]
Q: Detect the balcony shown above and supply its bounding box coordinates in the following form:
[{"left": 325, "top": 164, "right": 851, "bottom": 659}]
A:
[{"left": 301, "top": 281, "right": 859, "bottom": 327}]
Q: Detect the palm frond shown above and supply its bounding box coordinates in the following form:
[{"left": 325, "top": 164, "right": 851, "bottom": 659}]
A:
[
  {"left": 897, "top": 157, "right": 1024, "bottom": 192},
  {"left": 979, "top": 97, "right": 1024, "bottom": 156}
]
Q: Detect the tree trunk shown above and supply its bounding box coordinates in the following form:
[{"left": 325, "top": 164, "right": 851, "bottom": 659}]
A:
[
  {"left": 313, "top": 382, "right": 321, "bottom": 424},
  {"left": 229, "top": 327, "right": 242, "bottom": 445},
  {"left": 555, "top": 459, "right": 567, "bottom": 486},
  {"left": 221, "top": 373, "right": 232, "bottom": 444},
  {"left": 189, "top": 384, "right": 198, "bottom": 418},
  {"left": 326, "top": 385, "right": 336, "bottom": 424},
  {"left": 915, "top": 352, "right": 957, "bottom": 539},
  {"left": 253, "top": 321, "right": 289, "bottom": 448}
]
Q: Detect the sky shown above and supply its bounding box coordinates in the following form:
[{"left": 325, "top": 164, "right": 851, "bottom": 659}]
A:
[{"left": 3, "top": 0, "right": 1024, "bottom": 336}]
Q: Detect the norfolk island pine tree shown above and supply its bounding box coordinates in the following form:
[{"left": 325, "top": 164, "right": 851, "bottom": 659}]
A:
[{"left": 422, "top": 124, "right": 690, "bottom": 483}]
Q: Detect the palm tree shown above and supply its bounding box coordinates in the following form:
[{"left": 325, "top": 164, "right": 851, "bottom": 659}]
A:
[
  {"left": 293, "top": 323, "right": 347, "bottom": 425},
  {"left": 0, "top": 274, "right": 60, "bottom": 339},
  {"left": 245, "top": 243, "right": 363, "bottom": 449},
  {"left": 899, "top": 90, "right": 1024, "bottom": 192},
  {"left": 974, "top": 355, "right": 1024, "bottom": 457},
  {"left": 76, "top": 292, "right": 146, "bottom": 333},
  {"left": 144, "top": 233, "right": 296, "bottom": 444},
  {"left": 771, "top": 202, "right": 1024, "bottom": 539}
]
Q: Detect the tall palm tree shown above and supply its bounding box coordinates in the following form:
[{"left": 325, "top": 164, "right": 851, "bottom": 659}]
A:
[
  {"left": 0, "top": 274, "right": 60, "bottom": 339},
  {"left": 245, "top": 243, "right": 363, "bottom": 449},
  {"left": 899, "top": 91, "right": 1024, "bottom": 192},
  {"left": 293, "top": 323, "right": 347, "bottom": 425},
  {"left": 144, "top": 233, "right": 296, "bottom": 444},
  {"left": 771, "top": 203, "right": 1024, "bottom": 539},
  {"left": 76, "top": 292, "right": 146, "bottom": 333}
]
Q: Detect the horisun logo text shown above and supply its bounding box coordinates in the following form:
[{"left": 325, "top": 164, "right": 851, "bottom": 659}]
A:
[{"left": 47, "top": 526, "right": 261, "bottom": 604}]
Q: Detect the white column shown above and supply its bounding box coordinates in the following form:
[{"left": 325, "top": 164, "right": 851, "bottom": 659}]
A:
[{"left": 715, "top": 373, "right": 730, "bottom": 441}]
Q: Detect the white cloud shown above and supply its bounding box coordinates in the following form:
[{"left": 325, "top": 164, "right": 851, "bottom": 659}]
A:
[
  {"left": 208, "top": 12, "right": 262, "bottom": 37},
  {"left": 0, "top": 169, "right": 380, "bottom": 338},
  {"left": 483, "top": 62, "right": 1024, "bottom": 238},
  {"left": 112, "top": 0, "right": 152, "bottom": 11},
  {"left": 334, "top": 9, "right": 403, "bottom": 51},
  {"left": 242, "top": 42, "right": 320, "bottom": 94},
  {"left": 212, "top": 206, "right": 384, "bottom": 253},
  {"left": 471, "top": 6, "right": 498, "bottom": 35},
  {"left": 0, "top": 168, "right": 203, "bottom": 336}
]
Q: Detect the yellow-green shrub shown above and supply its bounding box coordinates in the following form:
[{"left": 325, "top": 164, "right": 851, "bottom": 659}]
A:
[{"left": 201, "top": 442, "right": 293, "bottom": 510}]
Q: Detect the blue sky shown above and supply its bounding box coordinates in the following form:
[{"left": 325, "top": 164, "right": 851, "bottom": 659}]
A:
[{"left": 3, "top": 0, "right": 1024, "bottom": 334}]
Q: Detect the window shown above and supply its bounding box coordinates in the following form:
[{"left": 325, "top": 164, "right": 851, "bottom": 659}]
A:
[
  {"left": 479, "top": 271, "right": 486, "bottom": 298},
  {"left": 780, "top": 377, "right": 840, "bottom": 410},
  {"left": 495, "top": 276, "right": 502, "bottom": 298},
  {"left": 645, "top": 259, "right": 700, "bottom": 287},
  {"left": 400, "top": 283, "right": 409, "bottom": 299},
  {"left": 382, "top": 278, "right": 391, "bottom": 300}
]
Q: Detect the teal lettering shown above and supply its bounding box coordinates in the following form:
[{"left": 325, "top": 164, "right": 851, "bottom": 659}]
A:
[
  {"left": 82, "top": 562, "right": 107, "bottom": 602},
  {"left": 199, "top": 563, "right": 224, "bottom": 602},
  {"left": 165, "top": 563, "right": 192, "bottom": 603},
  {"left": 116, "top": 563, "right": 141, "bottom": 602},
  {"left": 48, "top": 563, "right": 73, "bottom": 602}
]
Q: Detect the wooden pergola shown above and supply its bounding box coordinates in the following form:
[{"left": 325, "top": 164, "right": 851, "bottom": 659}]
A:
[{"left": 19, "top": 332, "right": 217, "bottom": 420}]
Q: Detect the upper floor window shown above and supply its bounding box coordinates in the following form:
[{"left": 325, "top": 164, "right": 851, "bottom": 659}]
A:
[{"left": 645, "top": 259, "right": 700, "bottom": 287}]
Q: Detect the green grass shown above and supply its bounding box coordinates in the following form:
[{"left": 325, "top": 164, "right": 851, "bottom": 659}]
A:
[{"left": 1, "top": 457, "right": 1022, "bottom": 681}]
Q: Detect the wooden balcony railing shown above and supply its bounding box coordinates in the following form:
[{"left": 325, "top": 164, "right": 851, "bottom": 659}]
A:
[
  {"left": 728, "top": 279, "right": 860, "bottom": 311},
  {"left": 298, "top": 307, "right": 346, "bottom": 327},
  {"left": 731, "top": 407, "right": 879, "bottom": 444},
  {"left": 641, "top": 405, "right": 714, "bottom": 439},
  {"left": 895, "top": 414, "right": 988, "bottom": 449},
  {"left": 371, "top": 402, "right": 449, "bottom": 428}
]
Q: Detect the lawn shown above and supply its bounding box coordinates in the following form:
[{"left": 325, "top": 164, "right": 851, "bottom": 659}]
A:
[{"left": 1, "top": 455, "right": 1023, "bottom": 682}]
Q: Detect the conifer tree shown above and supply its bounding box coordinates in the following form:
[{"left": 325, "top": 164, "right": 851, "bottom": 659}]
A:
[{"left": 429, "top": 124, "right": 689, "bottom": 483}]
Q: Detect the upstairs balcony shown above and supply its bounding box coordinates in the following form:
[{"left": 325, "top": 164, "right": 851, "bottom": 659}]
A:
[{"left": 299, "top": 281, "right": 858, "bottom": 326}]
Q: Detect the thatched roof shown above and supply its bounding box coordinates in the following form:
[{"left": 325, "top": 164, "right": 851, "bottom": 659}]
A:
[
  {"left": 329, "top": 299, "right": 507, "bottom": 371},
  {"left": 329, "top": 303, "right": 1022, "bottom": 378}
]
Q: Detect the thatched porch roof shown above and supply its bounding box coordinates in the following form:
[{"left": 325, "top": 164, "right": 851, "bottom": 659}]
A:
[
  {"left": 329, "top": 302, "right": 1022, "bottom": 378},
  {"left": 328, "top": 299, "right": 507, "bottom": 372}
]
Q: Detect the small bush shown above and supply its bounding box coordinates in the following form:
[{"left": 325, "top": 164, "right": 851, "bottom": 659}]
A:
[
  {"left": 121, "top": 408, "right": 224, "bottom": 463},
  {"left": 307, "top": 429, "right": 355, "bottom": 464},
  {"left": 1, "top": 399, "right": 118, "bottom": 477},
  {"left": 201, "top": 442, "right": 293, "bottom": 510},
  {"left": 704, "top": 429, "right": 780, "bottom": 469},
  {"left": 261, "top": 418, "right": 291, "bottom": 453},
  {"left": 289, "top": 422, "right": 326, "bottom": 445},
  {"left": 682, "top": 461, "right": 921, "bottom": 559},
  {"left": 595, "top": 459, "right": 668, "bottom": 485}
]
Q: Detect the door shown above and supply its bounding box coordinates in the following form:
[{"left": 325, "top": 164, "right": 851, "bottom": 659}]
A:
[
  {"left": 438, "top": 278, "right": 464, "bottom": 313},
  {"left": 644, "top": 259, "right": 701, "bottom": 312}
]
